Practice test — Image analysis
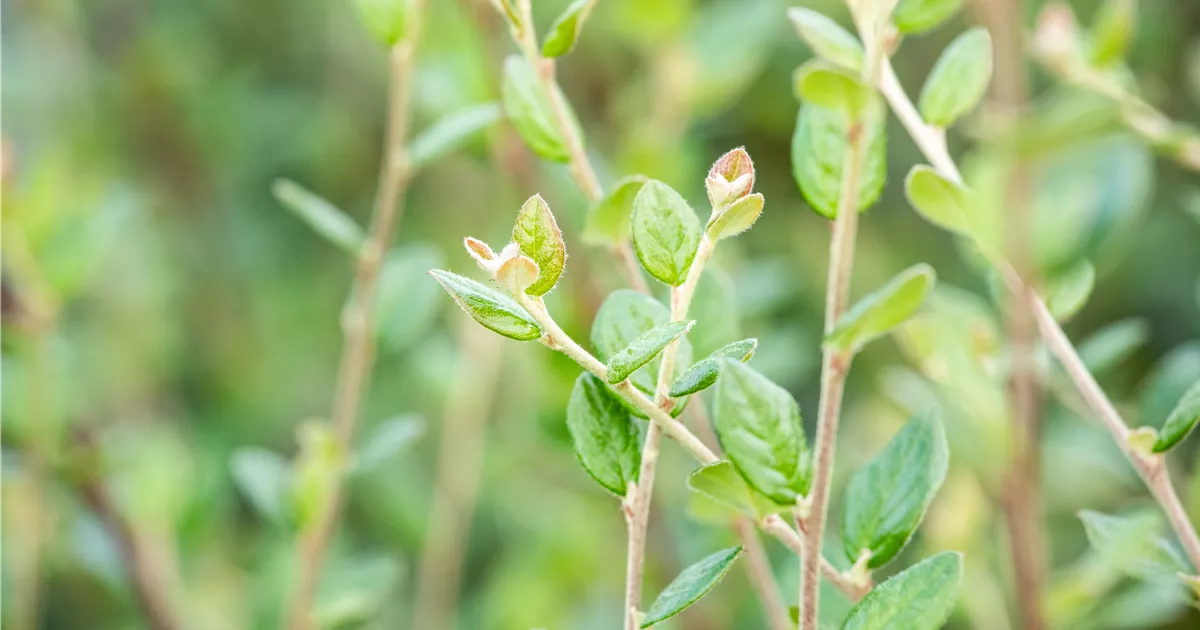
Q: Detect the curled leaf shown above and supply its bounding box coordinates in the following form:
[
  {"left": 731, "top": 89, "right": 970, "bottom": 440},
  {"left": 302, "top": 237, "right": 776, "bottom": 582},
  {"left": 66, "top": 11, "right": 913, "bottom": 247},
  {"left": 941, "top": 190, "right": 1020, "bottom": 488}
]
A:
[{"left": 429, "top": 269, "right": 542, "bottom": 341}]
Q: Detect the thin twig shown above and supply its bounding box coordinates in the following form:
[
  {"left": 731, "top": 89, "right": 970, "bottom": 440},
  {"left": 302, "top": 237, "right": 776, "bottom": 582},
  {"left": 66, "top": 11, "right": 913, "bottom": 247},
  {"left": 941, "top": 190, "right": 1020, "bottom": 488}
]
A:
[{"left": 283, "top": 5, "right": 426, "bottom": 627}]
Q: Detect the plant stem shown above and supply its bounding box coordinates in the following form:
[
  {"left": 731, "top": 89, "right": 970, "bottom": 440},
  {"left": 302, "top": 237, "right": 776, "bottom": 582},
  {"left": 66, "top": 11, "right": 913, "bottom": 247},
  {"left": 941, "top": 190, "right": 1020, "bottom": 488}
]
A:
[
  {"left": 283, "top": 9, "right": 424, "bottom": 627},
  {"left": 798, "top": 120, "right": 865, "bottom": 630},
  {"left": 877, "top": 44, "right": 1200, "bottom": 572},
  {"left": 761, "top": 514, "right": 871, "bottom": 601},
  {"left": 733, "top": 517, "right": 794, "bottom": 630}
]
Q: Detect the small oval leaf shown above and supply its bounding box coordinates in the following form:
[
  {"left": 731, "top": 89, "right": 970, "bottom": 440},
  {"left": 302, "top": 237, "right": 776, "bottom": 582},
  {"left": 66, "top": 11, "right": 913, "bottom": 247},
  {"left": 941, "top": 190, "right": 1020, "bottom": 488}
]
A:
[
  {"left": 640, "top": 546, "right": 744, "bottom": 628},
  {"left": 792, "top": 104, "right": 887, "bottom": 219},
  {"left": 918, "top": 27, "right": 994, "bottom": 127},
  {"left": 706, "top": 193, "right": 764, "bottom": 241},
  {"left": 713, "top": 359, "right": 809, "bottom": 504},
  {"left": 607, "top": 320, "right": 693, "bottom": 384},
  {"left": 828, "top": 264, "right": 937, "bottom": 352},
  {"left": 272, "top": 179, "right": 364, "bottom": 253},
  {"left": 583, "top": 175, "right": 648, "bottom": 246},
  {"left": 592, "top": 290, "right": 693, "bottom": 400},
  {"left": 1044, "top": 259, "right": 1095, "bottom": 322},
  {"left": 512, "top": 194, "right": 567, "bottom": 295},
  {"left": 841, "top": 552, "right": 963, "bottom": 630},
  {"left": 502, "top": 55, "right": 570, "bottom": 162},
  {"left": 408, "top": 102, "right": 502, "bottom": 169},
  {"left": 566, "top": 373, "right": 642, "bottom": 496},
  {"left": 787, "top": 7, "right": 864, "bottom": 71},
  {"left": 793, "top": 60, "right": 871, "bottom": 116},
  {"left": 541, "top": 0, "right": 595, "bottom": 58},
  {"left": 631, "top": 180, "right": 703, "bottom": 286},
  {"left": 353, "top": 0, "right": 407, "bottom": 47},
  {"left": 1152, "top": 380, "right": 1200, "bottom": 453},
  {"left": 429, "top": 269, "right": 542, "bottom": 341},
  {"left": 842, "top": 410, "right": 949, "bottom": 568},
  {"left": 904, "top": 165, "right": 970, "bottom": 233},
  {"left": 894, "top": 0, "right": 964, "bottom": 35},
  {"left": 669, "top": 339, "right": 758, "bottom": 398}
]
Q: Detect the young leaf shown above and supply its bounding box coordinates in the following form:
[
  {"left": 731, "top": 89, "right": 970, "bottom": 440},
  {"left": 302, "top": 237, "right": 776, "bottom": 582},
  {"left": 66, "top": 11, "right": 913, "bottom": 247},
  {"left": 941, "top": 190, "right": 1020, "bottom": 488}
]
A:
[
  {"left": 1088, "top": 0, "right": 1134, "bottom": 67},
  {"left": 842, "top": 410, "right": 949, "bottom": 568},
  {"left": 792, "top": 104, "right": 887, "bottom": 219},
  {"left": 705, "top": 147, "right": 756, "bottom": 209},
  {"left": 494, "top": 253, "right": 540, "bottom": 294},
  {"left": 351, "top": 414, "right": 425, "bottom": 474},
  {"left": 607, "top": 320, "right": 694, "bottom": 384},
  {"left": 583, "top": 175, "right": 647, "bottom": 246},
  {"left": 631, "top": 180, "right": 702, "bottom": 286},
  {"left": 1077, "top": 318, "right": 1149, "bottom": 375},
  {"left": 230, "top": 448, "right": 289, "bottom": 526},
  {"left": 918, "top": 27, "right": 993, "bottom": 127},
  {"left": 408, "top": 102, "right": 502, "bottom": 169},
  {"left": 502, "top": 55, "right": 570, "bottom": 162},
  {"left": 429, "top": 270, "right": 542, "bottom": 341},
  {"left": 827, "top": 264, "right": 936, "bottom": 353},
  {"left": 511, "top": 194, "right": 566, "bottom": 295},
  {"left": 793, "top": 60, "right": 871, "bottom": 117},
  {"left": 787, "top": 7, "right": 864, "bottom": 71},
  {"left": 1044, "top": 259, "right": 1095, "bottom": 321},
  {"left": 1079, "top": 509, "right": 1186, "bottom": 580},
  {"left": 841, "top": 552, "right": 963, "bottom": 630},
  {"left": 706, "top": 193, "right": 764, "bottom": 241},
  {"left": 687, "top": 460, "right": 780, "bottom": 519},
  {"left": 713, "top": 359, "right": 810, "bottom": 504},
  {"left": 640, "top": 547, "right": 744, "bottom": 628},
  {"left": 541, "top": 0, "right": 595, "bottom": 58},
  {"left": 894, "top": 0, "right": 964, "bottom": 35},
  {"left": 375, "top": 245, "right": 444, "bottom": 351},
  {"left": 315, "top": 554, "right": 402, "bottom": 629},
  {"left": 1152, "top": 380, "right": 1200, "bottom": 453},
  {"left": 669, "top": 339, "right": 758, "bottom": 398},
  {"left": 566, "top": 373, "right": 642, "bottom": 496},
  {"left": 271, "top": 179, "right": 364, "bottom": 253},
  {"left": 353, "top": 0, "right": 408, "bottom": 47},
  {"left": 592, "top": 290, "right": 693, "bottom": 398},
  {"left": 904, "top": 165, "right": 970, "bottom": 234}
]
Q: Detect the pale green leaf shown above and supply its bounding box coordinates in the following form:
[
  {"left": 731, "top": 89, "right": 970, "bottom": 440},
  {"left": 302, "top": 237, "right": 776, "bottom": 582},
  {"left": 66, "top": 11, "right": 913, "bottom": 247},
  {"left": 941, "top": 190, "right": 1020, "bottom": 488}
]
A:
[
  {"left": 566, "top": 373, "right": 642, "bottom": 496},
  {"left": 841, "top": 552, "right": 963, "bottom": 630},
  {"left": 706, "top": 193, "right": 764, "bottom": 241},
  {"left": 919, "top": 27, "right": 993, "bottom": 127},
  {"left": 351, "top": 415, "right": 425, "bottom": 474},
  {"left": 591, "top": 290, "right": 693, "bottom": 401},
  {"left": 828, "top": 264, "right": 936, "bottom": 352},
  {"left": 631, "top": 180, "right": 702, "bottom": 286},
  {"left": 894, "top": 0, "right": 963, "bottom": 35},
  {"left": 429, "top": 269, "right": 542, "bottom": 341},
  {"left": 1077, "top": 318, "right": 1149, "bottom": 375},
  {"left": 792, "top": 104, "right": 887, "bottom": 219},
  {"left": 375, "top": 244, "right": 444, "bottom": 351},
  {"left": 511, "top": 194, "right": 566, "bottom": 295},
  {"left": 353, "top": 0, "right": 408, "bottom": 46},
  {"left": 641, "top": 546, "right": 743, "bottom": 628},
  {"left": 315, "top": 555, "right": 402, "bottom": 629},
  {"left": 787, "top": 7, "right": 864, "bottom": 71},
  {"left": 541, "top": 0, "right": 595, "bottom": 58},
  {"left": 793, "top": 60, "right": 871, "bottom": 116},
  {"left": 842, "top": 410, "right": 949, "bottom": 568},
  {"left": 904, "top": 165, "right": 970, "bottom": 233},
  {"left": 607, "top": 320, "right": 694, "bottom": 384},
  {"left": 502, "top": 55, "right": 571, "bottom": 163},
  {"left": 408, "top": 102, "right": 502, "bottom": 169},
  {"left": 583, "top": 175, "right": 647, "bottom": 246},
  {"left": 1088, "top": 0, "right": 1135, "bottom": 67},
  {"left": 1044, "top": 259, "right": 1095, "bottom": 322},
  {"left": 230, "top": 448, "right": 289, "bottom": 526},
  {"left": 669, "top": 339, "right": 758, "bottom": 398},
  {"left": 687, "top": 460, "right": 781, "bottom": 520},
  {"left": 1079, "top": 509, "right": 1186, "bottom": 580},
  {"left": 272, "top": 179, "right": 364, "bottom": 253},
  {"left": 713, "top": 359, "right": 809, "bottom": 504},
  {"left": 1152, "top": 380, "right": 1200, "bottom": 453}
]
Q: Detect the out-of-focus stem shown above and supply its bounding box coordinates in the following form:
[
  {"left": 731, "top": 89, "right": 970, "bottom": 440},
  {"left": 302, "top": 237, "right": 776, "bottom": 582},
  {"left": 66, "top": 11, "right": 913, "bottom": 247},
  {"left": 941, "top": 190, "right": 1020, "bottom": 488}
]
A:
[{"left": 284, "top": 4, "right": 425, "bottom": 627}]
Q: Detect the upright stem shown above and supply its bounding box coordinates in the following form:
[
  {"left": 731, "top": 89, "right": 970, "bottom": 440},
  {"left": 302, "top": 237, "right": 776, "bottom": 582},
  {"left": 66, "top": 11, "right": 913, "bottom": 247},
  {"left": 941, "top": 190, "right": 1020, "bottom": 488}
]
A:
[
  {"left": 283, "top": 9, "right": 425, "bottom": 627},
  {"left": 799, "top": 121, "right": 865, "bottom": 630}
]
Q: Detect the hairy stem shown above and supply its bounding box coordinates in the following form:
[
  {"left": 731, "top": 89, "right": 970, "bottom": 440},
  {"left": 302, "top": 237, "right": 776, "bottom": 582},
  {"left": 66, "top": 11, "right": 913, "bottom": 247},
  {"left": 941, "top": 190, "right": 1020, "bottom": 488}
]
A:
[
  {"left": 284, "top": 9, "right": 425, "bottom": 627},
  {"left": 799, "top": 120, "right": 865, "bottom": 630}
]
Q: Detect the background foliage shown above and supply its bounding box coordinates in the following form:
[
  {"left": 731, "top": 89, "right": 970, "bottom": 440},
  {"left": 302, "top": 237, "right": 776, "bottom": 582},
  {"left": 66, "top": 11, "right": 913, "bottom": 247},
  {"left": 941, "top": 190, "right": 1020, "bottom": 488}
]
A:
[{"left": 3, "top": 0, "right": 1200, "bottom": 628}]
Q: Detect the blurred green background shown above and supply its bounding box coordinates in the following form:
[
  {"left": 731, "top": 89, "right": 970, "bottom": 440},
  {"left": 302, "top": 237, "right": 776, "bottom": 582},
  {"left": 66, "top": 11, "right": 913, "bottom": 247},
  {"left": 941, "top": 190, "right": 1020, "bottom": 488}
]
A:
[{"left": 3, "top": 0, "right": 1200, "bottom": 628}]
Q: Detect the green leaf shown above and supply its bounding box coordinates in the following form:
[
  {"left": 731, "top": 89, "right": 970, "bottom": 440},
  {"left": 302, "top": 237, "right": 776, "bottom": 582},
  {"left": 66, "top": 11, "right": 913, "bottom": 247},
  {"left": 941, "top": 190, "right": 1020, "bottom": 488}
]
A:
[
  {"left": 351, "top": 414, "right": 425, "bottom": 474},
  {"left": 1079, "top": 509, "right": 1186, "bottom": 580},
  {"left": 787, "top": 7, "right": 863, "bottom": 71},
  {"left": 1088, "top": 0, "right": 1135, "bottom": 67},
  {"left": 429, "top": 270, "right": 542, "bottom": 341},
  {"left": 1152, "top": 380, "right": 1200, "bottom": 453},
  {"left": 793, "top": 60, "right": 871, "bottom": 117},
  {"left": 842, "top": 410, "right": 949, "bottom": 568},
  {"left": 640, "top": 546, "right": 744, "bottom": 628},
  {"left": 375, "top": 245, "right": 444, "bottom": 351},
  {"left": 408, "top": 102, "right": 502, "bottom": 169},
  {"left": 592, "top": 290, "right": 694, "bottom": 401},
  {"left": 541, "top": 0, "right": 595, "bottom": 57},
  {"left": 607, "top": 320, "right": 694, "bottom": 384},
  {"left": 511, "top": 194, "right": 567, "bottom": 295},
  {"left": 271, "top": 179, "right": 364, "bottom": 253},
  {"left": 841, "top": 552, "right": 963, "bottom": 630},
  {"left": 631, "top": 180, "right": 703, "bottom": 286},
  {"left": 502, "top": 55, "right": 571, "bottom": 163},
  {"left": 918, "top": 27, "right": 993, "bottom": 127},
  {"left": 894, "top": 0, "right": 963, "bottom": 35},
  {"left": 791, "top": 103, "right": 887, "bottom": 219},
  {"left": 353, "top": 0, "right": 408, "bottom": 46},
  {"left": 583, "top": 175, "right": 648, "bottom": 246},
  {"left": 706, "top": 193, "right": 764, "bottom": 241},
  {"left": 687, "top": 460, "right": 780, "bottom": 520},
  {"left": 230, "top": 448, "right": 289, "bottom": 526},
  {"left": 713, "top": 359, "right": 809, "bottom": 504},
  {"left": 566, "top": 373, "right": 642, "bottom": 496},
  {"left": 669, "top": 339, "right": 758, "bottom": 398},
  {"left": 315, "top": 554, "right": 402, "bottom": 629},
  {"left": 1044, "top": 259, "right": 1095, "bottom": 322},
  {"left": 828, "top": 264, "right": 936, "bottom": 353},
  {"left": 1077, "top": 318, "right": 1149, "bottom": 375},
  {"left": 904, "top": 165, "right": 970, "bottom": 234}
]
